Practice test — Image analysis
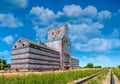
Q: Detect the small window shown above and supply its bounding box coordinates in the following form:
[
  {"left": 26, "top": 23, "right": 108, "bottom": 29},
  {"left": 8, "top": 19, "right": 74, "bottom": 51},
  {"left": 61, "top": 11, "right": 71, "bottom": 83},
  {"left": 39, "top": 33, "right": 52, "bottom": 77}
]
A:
[
  {"left": 58, "top": 30, "right": 60, "bottom": 33},
  {"left": 22, "top": 43, "right": 25, "bottom": 46},
  {"left": 52, "top": 32, "right": 54, "bottom": 35},
  {"left": 14, "top": 45, "right": 17, "bottom": 48},
  {"left": 19, "top": 40, "right": 21, "bottom": 43}
]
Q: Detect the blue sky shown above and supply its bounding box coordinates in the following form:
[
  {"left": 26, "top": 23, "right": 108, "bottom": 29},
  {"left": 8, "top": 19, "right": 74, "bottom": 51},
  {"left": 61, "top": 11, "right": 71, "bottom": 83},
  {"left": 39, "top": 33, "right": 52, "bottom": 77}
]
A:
[{"left": 0, "top": 0, "right": 120, "bottom": 67}]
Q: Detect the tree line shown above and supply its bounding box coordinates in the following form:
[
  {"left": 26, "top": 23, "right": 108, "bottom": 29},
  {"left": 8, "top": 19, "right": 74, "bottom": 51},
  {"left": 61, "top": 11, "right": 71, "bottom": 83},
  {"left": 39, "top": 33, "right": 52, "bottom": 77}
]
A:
[
  {"left": 0, "top": 59, "right": 10, "bottom": 70},
  {"left": 82, "top": 63, "right": 120, "bottom": 68}
]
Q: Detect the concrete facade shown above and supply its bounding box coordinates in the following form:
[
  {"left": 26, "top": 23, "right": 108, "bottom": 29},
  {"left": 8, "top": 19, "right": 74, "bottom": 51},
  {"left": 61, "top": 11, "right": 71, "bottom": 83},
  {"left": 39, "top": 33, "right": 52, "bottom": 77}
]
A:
[
  {"left": 11, "top": 38, "right": 60, "bottom": 71},
  {"left": 71, "top": 57, "right": 79, "bottom": 69},
  {"left": 45, "top": 24, "right": 71, "bottom": 69},
  {"left": 11, "top": 24, "right": 79, "bottom": 71}
]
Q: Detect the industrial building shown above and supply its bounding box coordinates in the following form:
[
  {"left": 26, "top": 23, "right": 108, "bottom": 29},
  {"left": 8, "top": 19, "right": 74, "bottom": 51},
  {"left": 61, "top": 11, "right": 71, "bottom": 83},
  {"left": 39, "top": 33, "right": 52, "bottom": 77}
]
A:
[
  {"left": 11, "top": 38, "right": 60, "bottom": 71},
  {"left": 11, "top": 24, "right": 79, "bottom": 71},
  {"left": 71, "top": 57, "right": 79, "bottom": 69}
]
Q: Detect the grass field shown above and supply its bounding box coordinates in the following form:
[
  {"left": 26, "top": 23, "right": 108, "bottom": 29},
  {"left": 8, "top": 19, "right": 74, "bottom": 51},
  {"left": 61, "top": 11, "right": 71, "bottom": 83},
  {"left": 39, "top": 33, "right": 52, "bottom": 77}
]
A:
[
  {"left": 112, "top": 68, "right": 120, "bottom": 80},
  {"left": 85, "top": 68, "right": 109, "bottom": 84},
  {"left": 0, "top": 68, "right": 104, "bottom": 84}
]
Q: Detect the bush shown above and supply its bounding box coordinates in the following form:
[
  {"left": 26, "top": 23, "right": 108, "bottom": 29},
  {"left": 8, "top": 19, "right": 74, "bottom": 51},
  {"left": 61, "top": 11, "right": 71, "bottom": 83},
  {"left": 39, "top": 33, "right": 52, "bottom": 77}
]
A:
[
  {"left": 94, "top": 66, "right": 102, "bottom": 68},
  {"left": 118, "top": 65, "right": 120, "bottom": 69},
  {"left": 85, "top": 63, "right": 94, "bottom": 68}
]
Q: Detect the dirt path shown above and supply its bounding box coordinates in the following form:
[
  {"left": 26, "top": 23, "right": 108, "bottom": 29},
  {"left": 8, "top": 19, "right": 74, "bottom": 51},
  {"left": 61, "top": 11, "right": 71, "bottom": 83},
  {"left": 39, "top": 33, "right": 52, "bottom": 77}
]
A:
[
  {"left": 113, "top": 74, "right": 120, "bottom": 84},
  {"left": 102, "top": 70, "right": 110, "bottom": 84}
]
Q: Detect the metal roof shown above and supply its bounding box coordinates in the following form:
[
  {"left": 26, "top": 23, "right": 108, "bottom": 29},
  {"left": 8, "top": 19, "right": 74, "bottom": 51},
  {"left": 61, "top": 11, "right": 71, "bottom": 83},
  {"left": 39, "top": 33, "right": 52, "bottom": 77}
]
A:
[{"left": 19, "top": 37, "right": 59, "bottom": 53}]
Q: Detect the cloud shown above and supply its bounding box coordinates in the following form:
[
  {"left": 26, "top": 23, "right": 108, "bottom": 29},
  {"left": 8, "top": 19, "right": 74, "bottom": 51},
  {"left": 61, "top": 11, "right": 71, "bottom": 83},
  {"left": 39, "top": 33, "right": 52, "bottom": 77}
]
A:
[
  {"left": 0, "top": 14, "right": 23, "bottom": 28},
  {"left": 29, "top": 5, "right": 111, "bottom": 26},
  {"left": 74, "top": 38, "right": 120, "bottom": 52},
  {"left": 83, "top": 5, "right": 97, "bottom": 18},
  {"left": 63, "top": 4, "right": 82, "bottom": 17},
  {"left": 98, "top": 10, "right": 111, "bottom": 20},
  {"left": 10, "top": 0, "right": 29, "bottom": 8},
  {"left": 110, "top": 29, "right": 120, "bottom": 38},
  {"left": 29, "top": 4, "right": 120, "bottom": 52},
  {"left": 33, "top": 26, "right": 48, "bottom": 42},
  {"left": 0, "top": 0, "right": 29, "bottom": 12},
  {"left": 82, "top": 55, "right": 111, "bottom": 66},
  {"left": 69, "top": 23, "right": 104, "bottom": 42},
  {"left": 63, "top": 5, "right": 97, "bottom": 18},
  {"left": 30, "top": 7, "right": 59, "bottom": 25},
  {"left": 3, "top": 35, "right": 14, "bottom": 45},
  {"left": 0, "top": 50, "right": 9, "bottom": 57}
]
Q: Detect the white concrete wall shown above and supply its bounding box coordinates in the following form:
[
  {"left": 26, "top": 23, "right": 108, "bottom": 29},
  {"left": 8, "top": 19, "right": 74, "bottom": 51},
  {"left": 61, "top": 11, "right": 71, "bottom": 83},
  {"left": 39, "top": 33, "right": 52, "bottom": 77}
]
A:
[
  {"left": 48, "top": 25, "right": 66, "bottom": 40},
  {"left": 71, "top": 57, "right": 79, "bottom": 69},
  {"left": 12, "top": 37, "right": 29, "bottom": 50},
  {"left": 12, "top": 48, "right": 29, "bottom": 54},
  {"left": 45, "top": 40, "right": 62, "bottom": 52}
]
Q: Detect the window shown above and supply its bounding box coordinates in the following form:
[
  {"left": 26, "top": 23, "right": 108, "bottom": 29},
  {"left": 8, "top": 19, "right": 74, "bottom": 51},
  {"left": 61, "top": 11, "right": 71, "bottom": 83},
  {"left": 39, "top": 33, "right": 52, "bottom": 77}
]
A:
[
  {"left": 58, "top": 30, "right": 60, "bottom": 33},
  {"left": 22, "top": 43, "right": 25, "bottom": 46},
  {"left": 19, "top": 40, "right": 21, "bottom": 43},
  {"left": 14, "top": 45, "right": 17, "bottom": 48},
  {"left": 52, "top": 32, "right": 54, "bottom": 35}
]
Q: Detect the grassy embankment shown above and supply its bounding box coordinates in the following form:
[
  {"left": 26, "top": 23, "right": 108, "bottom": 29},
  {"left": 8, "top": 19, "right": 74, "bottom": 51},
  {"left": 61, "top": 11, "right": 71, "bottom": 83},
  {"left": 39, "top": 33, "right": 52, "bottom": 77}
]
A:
[
  {"left": 0, "top": 68, "right": 103, "bottom": 84},
  {"left": 84, "top": 68, "right": 109, "bottom": 84},
  {"left": 112, "top": 68, "right": 120, "bottom": 80}
]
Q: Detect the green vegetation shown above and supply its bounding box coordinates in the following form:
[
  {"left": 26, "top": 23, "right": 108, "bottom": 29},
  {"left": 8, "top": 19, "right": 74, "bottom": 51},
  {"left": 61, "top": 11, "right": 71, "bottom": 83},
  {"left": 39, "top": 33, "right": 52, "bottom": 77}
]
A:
[
  {"left": 86, "top": 68, "right": 109, "bottom": 84},
  {"left": 118, "top": 65, "right": 120, "bottom": 69},
  {"left": 85, "top": 63, "right": 94, "bottom": 68},
  {"left": 112, "top": 68, "right": 120, "bottom": 80},
  {"left": 0, "top": 69, "right": 103, "bottom": 84},
  {"left": 94, "top": 66, "right": 102, "bottom": 68},
  {"left": 84, "top": 63, "right": 102, "bottom": 68},
  {"left": 0, "top": 59, "right": 10, "bottom": 70}
]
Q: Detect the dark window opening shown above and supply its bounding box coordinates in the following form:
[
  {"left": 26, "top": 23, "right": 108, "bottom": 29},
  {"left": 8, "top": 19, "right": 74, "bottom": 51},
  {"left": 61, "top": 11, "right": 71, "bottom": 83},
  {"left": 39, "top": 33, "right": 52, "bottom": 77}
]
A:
[
  {"left": 19, "top": 40, "right": 21, "bottom": 42},
  {"left": 58, "top": 30, "right": 60, "bottom": 33},
  {"left": 22, "top": 43, "right": 25, "bottom": 46},
  {"left": 52, "top": 32, "right": 54, "bottom": 35},
  {"left": 14, "top": 45, "right": 17, "bottom": 48}
]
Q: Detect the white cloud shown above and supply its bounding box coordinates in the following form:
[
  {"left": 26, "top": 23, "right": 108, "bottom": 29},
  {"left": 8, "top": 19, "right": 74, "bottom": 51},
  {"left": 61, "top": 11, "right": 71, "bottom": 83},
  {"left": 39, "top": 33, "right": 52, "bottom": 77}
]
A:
[
  {"left": 30, "top": 4, "right": 120, "bottom": 52},
  {"left": 69, "top": 23, "right": 103, "bottom": 40},
  {"left": 33, "top": 26, "right": 48, "bottom": 42},
  {"left": 110, "top": 29, "right": 120, "bottom": 38},
  {"left": 83, "top": 5, "right": 97, "bottom": 18},
  {"left": 98, "top": 10, "right": 111, "bottom": 20},
  {"left": 10, "top": 0, "right": 29, "bottom": 8},
  {"left": 0, "top": 0, "right": 29, "bottom": 13},
  {"left": 3, "top": 35, "right": 14, "bottom": 45},
  {"left": 29, "top": 4, "right": 112, "bottom": 26},
  {"left": 30, "top": 7, "right": 58, "bottom": 25},
  {"left": 82, "top": 55, "right": 111, "bottom": 66},
  {"left": 63, "top": 4, "right": 82, "bottom": 17},
  {"left": 74, "top": 38, "right": 120, "bottom": 52},
  {"left": 0, "top": 14, "right": 23, "bottom": 28},
  {"left": 0, "top": 50, "right": 9, "bottom": 58},
  {"left": 63, "top": 5, "right": 98, "bottom": 18}
]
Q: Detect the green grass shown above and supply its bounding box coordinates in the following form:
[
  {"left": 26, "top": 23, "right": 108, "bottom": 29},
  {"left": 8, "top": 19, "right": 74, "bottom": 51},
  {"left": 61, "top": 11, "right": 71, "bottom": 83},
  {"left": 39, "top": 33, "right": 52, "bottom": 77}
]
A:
[
  {"left": 85, "top": 68, "right": 109, "bottom": 84},
  {"left": 0, "top": 69, "right": 103, "bottom": 84},
  {"left": 112, "top": 68, "right": 120, "bottom": 80}
]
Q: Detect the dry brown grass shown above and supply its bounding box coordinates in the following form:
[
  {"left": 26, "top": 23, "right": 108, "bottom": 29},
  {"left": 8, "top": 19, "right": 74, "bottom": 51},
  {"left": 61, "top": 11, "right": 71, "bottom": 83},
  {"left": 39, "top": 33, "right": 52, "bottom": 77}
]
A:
[{"left": 0, "top": 68, "right": 100, "bottom": 77}]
